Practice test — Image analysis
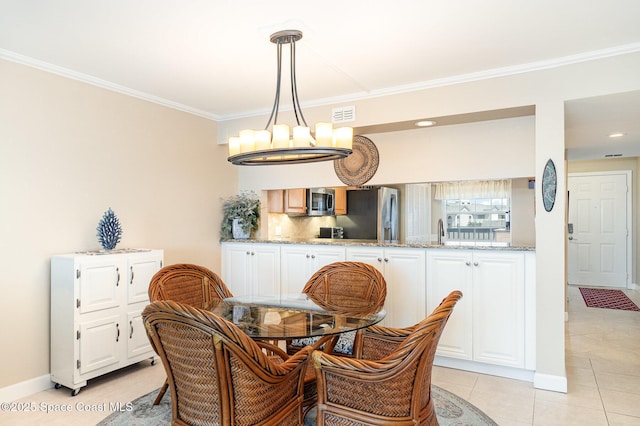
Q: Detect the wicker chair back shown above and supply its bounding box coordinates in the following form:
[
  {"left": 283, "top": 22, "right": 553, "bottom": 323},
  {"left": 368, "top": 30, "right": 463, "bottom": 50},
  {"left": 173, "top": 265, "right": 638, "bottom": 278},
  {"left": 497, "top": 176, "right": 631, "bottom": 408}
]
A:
[
  {"left": 312, "top": 290, "right": 463, "bottom": 425},
  {"left": 143, "top": 300, "right": 312, "bottom": 426}
]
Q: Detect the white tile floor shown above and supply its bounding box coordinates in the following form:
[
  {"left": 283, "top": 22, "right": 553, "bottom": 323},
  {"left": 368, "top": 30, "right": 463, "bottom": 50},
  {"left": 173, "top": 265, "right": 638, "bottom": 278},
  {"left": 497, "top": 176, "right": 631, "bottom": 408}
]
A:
[
  {"left": 432, "top": 285, "right": 640, "bottom": 426},
  {"left": 2, "top": 284, "right": 639, "bottom": 425}
]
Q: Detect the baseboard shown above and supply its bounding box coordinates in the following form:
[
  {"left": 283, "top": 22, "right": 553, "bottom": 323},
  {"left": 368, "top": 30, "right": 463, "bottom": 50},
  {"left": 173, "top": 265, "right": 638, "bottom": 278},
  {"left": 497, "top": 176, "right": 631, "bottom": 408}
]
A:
[
  {"left": 533, "top": 372, "right": 568, "bottom": 393},
  {"left": 434, "top": 356, "right": 535, "bottom": 382},
  {"left": 0, "top": 374, "right": 54, "bottom": 402}
]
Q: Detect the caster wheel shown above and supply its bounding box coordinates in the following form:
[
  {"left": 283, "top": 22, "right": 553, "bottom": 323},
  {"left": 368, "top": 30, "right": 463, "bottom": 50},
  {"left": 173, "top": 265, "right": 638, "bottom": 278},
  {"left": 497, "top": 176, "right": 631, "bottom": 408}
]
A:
[
  {"left": 151, "top": 358, "right": 156, "bottom": 366},
  {"left": 54, "top": 383, "right": 62, "bottom": 389},
  {"left": 71, "top": 388, "right": 80, "bottom": 397}
]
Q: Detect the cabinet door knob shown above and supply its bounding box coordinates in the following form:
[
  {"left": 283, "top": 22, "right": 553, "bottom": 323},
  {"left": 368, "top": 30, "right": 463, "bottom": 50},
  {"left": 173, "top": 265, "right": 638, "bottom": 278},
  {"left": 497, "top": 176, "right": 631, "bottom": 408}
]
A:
[
  {"left": 246, "top": 251, "right": 250, "bottom": 255},
  {"left": 474, "top": 261, "right": 479, "bottom": 266},
  {"left": 311, "top": 254, "right": 315, "bottom": 259},
  {"left": 384, "top": 258, "right": 389, "bottom": 262},
  {"left": 306, "top": 254, "right": 310, "bottom": 258},
  {"left": 251, "top": 252, "right": 255, "bottom": 256},
  {"left": 465, "top": 261, "right": 471, "bottom": 266},
  {"left": 377, "top": 257, "right": 382, "bottom": 262}
]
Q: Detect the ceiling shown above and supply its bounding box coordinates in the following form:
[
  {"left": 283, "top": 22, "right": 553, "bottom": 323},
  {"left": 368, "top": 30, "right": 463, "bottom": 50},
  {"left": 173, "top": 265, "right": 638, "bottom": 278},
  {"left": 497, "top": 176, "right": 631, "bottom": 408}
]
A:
[{"left": 1, "top": 0, "right": 639, "bottom": 160}]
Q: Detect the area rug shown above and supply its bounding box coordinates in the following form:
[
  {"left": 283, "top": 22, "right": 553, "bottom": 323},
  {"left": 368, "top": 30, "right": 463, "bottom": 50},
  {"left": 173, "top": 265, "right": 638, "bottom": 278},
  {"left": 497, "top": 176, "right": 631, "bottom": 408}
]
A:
[
  {"left": 579, "top": 287, "right": 640, "bottom": 311},
  {"left": 97, "top": 385, "right": 497, "bottom": 425}
]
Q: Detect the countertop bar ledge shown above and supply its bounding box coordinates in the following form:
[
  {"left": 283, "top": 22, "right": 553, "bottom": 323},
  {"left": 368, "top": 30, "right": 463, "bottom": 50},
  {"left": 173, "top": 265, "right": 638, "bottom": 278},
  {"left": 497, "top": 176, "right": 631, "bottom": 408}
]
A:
[{"left": 222, "top": 238, "right": 535, "bottom": 251}]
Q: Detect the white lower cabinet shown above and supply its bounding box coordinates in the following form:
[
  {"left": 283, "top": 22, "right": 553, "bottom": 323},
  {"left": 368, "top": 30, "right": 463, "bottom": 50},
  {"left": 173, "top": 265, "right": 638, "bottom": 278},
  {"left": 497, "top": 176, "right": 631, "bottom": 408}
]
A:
[
  {"left": 426, "top": 249, "right": 527, "bottom": 369},
  {"left": 280, "top": 245, "right": 346, "bottom": 294},
  {"left": 219, "top": 242, "right": 535, "bottom": 376},
  {"left": 346, "top": 246, "right": 426, "bottom": 328},
  {"left": 50, "top": 249, "right": 163, "bottom": 395},
  {"left": 221, "top": 243, "right": 281, "bottom": 296}
]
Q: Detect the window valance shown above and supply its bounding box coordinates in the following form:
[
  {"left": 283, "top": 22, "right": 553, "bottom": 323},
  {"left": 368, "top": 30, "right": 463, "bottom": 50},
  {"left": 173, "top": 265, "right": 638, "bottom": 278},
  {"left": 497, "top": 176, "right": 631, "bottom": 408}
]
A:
[{"left": 433, "top": 180, "right": 511, "bottom": 200}]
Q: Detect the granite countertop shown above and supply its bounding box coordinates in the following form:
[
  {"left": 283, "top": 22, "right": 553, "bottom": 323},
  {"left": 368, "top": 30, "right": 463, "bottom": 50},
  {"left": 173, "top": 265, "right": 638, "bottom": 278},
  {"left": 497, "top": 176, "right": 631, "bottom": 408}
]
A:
[{"left": 222, "top": 238, "right": 535, "bottom": 251}]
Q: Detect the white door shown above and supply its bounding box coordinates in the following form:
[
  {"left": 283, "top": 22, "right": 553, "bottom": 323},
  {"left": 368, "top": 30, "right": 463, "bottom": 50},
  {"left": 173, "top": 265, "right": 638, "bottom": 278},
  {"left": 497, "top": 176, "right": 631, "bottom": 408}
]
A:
[{"left": 568, "top": 172, "right": 630, "bottom": 288}]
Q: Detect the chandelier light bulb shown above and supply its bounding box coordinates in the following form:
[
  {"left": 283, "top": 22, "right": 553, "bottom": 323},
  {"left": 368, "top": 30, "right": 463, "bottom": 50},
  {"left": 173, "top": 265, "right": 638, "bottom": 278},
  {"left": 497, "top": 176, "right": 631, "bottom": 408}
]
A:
[
  {"left": 315, "top": 122, "right": 333, "bottom": 147},
  {"left": 334, "top": 127, "right": 354, "bottom": 149},
  {"left": 239, "top": 130, "right": 255, "bottom": 153},
  {"left": 293, "top": 126, "right": 311, "bottom": 147},
  {"left": 254, "top": 130, "right": 271, "bottom": 150},
  {"left": 228, "top": 136, "right": 240, "bottom": 157},
  {"left": 272, "top": 124, "right": 290, "bottom": 149}
]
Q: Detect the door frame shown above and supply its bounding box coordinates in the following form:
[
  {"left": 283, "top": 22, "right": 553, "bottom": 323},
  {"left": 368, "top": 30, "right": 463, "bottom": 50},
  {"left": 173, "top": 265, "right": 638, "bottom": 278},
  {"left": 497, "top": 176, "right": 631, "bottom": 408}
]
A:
[{"left": 567, "top": 170, "right": 633, "bottom": 289}]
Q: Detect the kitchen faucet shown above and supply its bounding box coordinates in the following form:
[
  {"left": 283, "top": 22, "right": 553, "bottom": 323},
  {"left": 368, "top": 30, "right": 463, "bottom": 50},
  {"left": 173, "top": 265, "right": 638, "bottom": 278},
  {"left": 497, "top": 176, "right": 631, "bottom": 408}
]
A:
[{"left": 437, "top": 218, "right": 444, "bottom": 245}]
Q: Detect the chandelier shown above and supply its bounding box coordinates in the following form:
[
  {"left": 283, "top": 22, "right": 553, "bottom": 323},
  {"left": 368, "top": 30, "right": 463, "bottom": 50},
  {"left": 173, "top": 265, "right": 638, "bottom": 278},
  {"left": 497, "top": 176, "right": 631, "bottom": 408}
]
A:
[{"left": 227, "top": 30, "right": 353, "bottom": 166}]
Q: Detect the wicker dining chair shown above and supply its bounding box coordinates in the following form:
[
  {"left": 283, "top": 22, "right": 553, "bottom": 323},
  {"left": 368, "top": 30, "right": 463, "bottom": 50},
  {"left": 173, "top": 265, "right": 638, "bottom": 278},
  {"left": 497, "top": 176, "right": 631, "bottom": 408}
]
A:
[
  {"left": 312, "top": 290, "right": 463, "bottom": 426},
  {"left": 286, "top": 261, "right": 387, "bottom": 416},
  {"left": 148, "top": 263, "right": 233, "bottom": 405},
  {"left": 143, "top": 300, "right": 313, "bottom": 426},
  {"left": 148, "top": 263, "right": 233, "bottom": 310},
  {"left": 286, "top": 261, "right": 387, "bottom": 357}
]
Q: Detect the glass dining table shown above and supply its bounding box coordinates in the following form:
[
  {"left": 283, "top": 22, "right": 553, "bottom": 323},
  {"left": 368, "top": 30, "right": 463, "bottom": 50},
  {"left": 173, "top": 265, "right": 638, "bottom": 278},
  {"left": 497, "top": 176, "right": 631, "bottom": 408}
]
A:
[{"left": 208, "top": 293, "right": 386, "bottom": 344}]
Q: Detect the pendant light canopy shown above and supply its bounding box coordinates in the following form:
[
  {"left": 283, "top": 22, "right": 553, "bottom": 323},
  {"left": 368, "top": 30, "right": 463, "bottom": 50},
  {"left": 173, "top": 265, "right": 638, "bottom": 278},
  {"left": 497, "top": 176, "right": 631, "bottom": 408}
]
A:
[{"left": 227, "top": 30, "right": 353, "bottom": 166}]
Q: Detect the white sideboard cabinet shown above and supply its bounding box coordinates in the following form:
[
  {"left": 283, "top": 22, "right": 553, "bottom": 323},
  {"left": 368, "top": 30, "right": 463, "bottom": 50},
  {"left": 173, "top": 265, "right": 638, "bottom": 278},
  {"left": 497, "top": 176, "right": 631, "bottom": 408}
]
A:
[{"left": 51, "top": 249, "right": 163, "bottom": 395}]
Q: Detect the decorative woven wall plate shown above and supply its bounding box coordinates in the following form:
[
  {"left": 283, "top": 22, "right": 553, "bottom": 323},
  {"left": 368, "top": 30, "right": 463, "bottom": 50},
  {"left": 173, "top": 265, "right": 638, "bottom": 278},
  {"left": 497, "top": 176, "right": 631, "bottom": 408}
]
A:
[{"left": 334, "top": 135, "right": 379, "bottom": 186}]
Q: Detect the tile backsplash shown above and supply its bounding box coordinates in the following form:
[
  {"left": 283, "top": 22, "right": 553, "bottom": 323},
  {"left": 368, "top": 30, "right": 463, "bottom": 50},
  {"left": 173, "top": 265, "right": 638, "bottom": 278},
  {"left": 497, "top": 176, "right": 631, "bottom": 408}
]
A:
[{"left": 267, "top": 214, "right": 337, "bottom": 240}]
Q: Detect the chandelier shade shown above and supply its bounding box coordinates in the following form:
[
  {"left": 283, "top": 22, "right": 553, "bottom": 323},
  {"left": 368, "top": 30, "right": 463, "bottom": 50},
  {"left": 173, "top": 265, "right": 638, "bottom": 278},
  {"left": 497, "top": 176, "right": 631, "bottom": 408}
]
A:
[{"left": 227, "top": 30, "right": 353, "bottom": 166}]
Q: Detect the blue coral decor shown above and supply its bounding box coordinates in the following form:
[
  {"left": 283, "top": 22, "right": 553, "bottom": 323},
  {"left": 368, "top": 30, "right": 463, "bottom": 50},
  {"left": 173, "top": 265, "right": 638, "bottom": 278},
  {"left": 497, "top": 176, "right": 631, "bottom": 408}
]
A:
[{"left": 97, "top": 208, "right": 123, "bottom": 250}]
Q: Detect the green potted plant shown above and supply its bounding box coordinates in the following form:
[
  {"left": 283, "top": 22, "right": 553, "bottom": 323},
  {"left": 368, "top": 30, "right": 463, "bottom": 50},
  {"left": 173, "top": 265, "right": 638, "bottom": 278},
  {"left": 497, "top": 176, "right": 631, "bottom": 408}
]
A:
[{"left": 221, "top": 191, "right": 260, "bottom": 240}]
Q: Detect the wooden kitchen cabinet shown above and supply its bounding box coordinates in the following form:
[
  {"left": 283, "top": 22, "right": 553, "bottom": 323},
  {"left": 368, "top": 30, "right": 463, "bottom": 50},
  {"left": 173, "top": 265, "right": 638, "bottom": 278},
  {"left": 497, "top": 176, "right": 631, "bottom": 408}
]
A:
[
  {"left": 426, "top": 249, "right": 527, "bottom": 368},
  {"left": 284, "top": 188, "right": 307, "bottom": 214},
  {"left": 284, "top": 188, "right": 306, "bottom": 214},
  {"left": 221, "top": 242, "right": 280, "bottom": 296},
  {"left": 280, "top": 244, "right": 346, "bottom": 294},
  {"left": 346, "top": 246, "right": 426, "bottom": 328},
  {"left": 50, "top": 249, "right": 163, "bottom": 395},
  {"left": 333, "top": 187, "right": 347, "bottom": 215},
  {"left": 267, "top": 190, "right": 284, "bottom": 213}
]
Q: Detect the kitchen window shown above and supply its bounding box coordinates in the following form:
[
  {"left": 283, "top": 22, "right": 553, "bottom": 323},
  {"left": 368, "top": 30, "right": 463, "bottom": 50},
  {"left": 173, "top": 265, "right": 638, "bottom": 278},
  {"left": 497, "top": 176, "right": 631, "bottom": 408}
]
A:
[{"left": 434, "top": 180, "right": 511, "bottom": 243}]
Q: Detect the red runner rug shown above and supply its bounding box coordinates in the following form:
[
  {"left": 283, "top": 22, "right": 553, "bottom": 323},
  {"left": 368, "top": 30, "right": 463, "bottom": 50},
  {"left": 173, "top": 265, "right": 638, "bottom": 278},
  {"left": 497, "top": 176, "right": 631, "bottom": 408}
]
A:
[{"left": 579, "top": 287, "right": 640, "bottom": 311}]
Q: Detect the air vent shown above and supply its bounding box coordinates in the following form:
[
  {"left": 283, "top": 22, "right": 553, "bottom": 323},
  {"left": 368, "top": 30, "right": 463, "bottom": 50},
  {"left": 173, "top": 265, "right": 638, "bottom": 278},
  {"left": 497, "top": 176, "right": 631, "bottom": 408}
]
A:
[
  {"left": 332, "top": 106, "right": 356, "bottom": 124},
  {"left": 604, "top": 154, "right": 623, "bottom": 157}
]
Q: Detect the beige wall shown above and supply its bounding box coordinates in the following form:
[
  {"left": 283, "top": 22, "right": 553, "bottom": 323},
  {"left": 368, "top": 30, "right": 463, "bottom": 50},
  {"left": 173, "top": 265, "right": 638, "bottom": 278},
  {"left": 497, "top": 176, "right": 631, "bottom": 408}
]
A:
[{"left": 0, "top": 59, "right": 237, "bottom": 388}]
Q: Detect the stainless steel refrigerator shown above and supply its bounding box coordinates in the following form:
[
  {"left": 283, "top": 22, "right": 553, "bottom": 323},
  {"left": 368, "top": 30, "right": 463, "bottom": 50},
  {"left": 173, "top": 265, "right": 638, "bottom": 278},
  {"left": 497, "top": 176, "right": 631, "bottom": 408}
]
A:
[{"left": 336, "top": 186, "right": 399, "bottom": 242}]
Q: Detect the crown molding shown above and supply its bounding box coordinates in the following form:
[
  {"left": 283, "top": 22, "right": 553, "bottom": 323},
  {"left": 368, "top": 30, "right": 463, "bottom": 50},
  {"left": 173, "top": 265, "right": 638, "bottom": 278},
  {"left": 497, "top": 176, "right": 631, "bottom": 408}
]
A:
[
  {"left": 220, "top": 42, "right": 640, "bottom": 121},
  {"left": 0, "top": 48, "right": 220, "bottom": 121},
  {"left": 3, "top": 42, "right": 640, "bottom": 123}
]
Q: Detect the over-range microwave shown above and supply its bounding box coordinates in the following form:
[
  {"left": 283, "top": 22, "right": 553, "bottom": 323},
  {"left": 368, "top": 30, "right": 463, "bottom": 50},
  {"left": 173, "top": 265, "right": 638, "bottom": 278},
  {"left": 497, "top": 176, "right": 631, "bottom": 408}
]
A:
[{"left": 307, "top": 188, "right": 335, "bottom": 216}]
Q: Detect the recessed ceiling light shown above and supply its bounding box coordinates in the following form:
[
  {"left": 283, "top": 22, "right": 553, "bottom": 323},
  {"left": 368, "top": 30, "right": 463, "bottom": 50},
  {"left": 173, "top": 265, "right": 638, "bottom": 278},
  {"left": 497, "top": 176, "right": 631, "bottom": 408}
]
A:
[
  {"left": 416, "top": 120, "right": 436, "bottom": 127},
  {"left": 608, "top": 132, "right": 626, "bottom": 138}
]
